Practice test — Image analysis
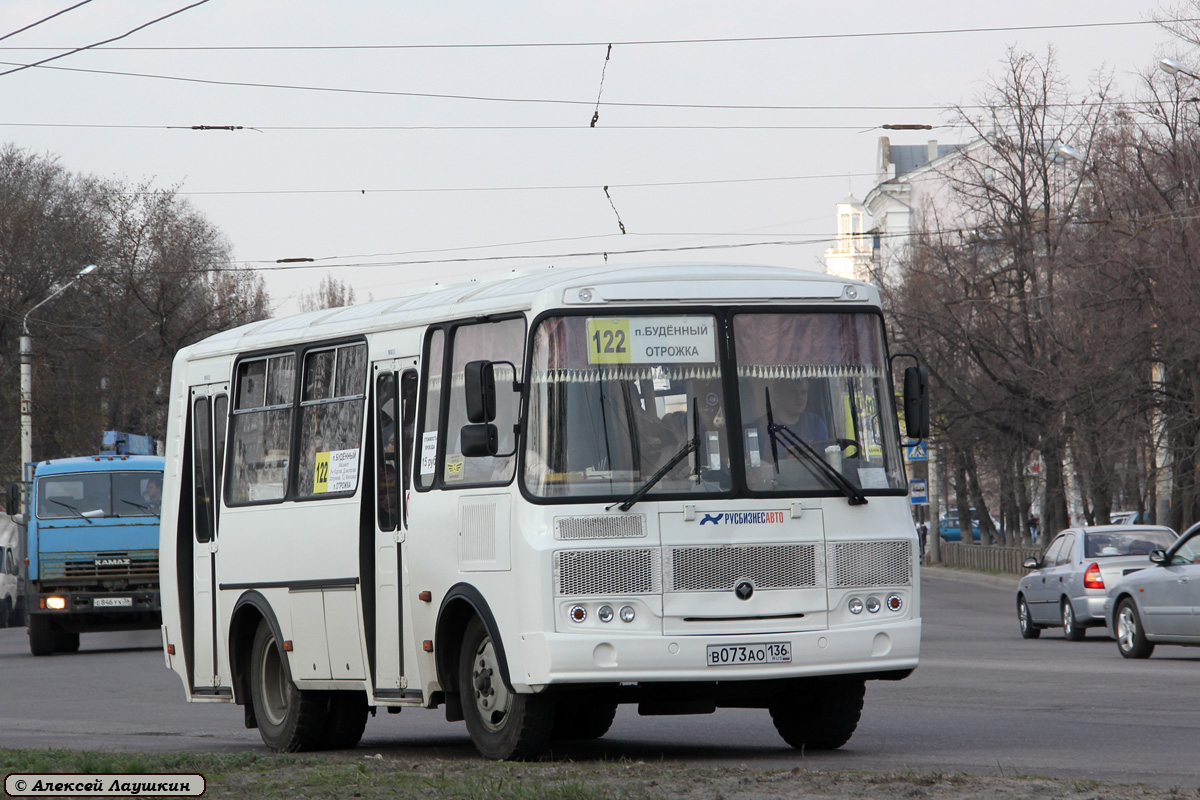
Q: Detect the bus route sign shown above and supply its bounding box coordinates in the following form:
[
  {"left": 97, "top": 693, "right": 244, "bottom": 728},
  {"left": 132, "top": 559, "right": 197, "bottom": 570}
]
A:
[{"left": 585, "top": 317, "right": 716, "bottom": 365}]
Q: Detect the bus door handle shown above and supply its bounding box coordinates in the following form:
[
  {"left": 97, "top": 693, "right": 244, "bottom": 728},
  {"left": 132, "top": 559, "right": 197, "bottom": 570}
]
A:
[
  {"left": 208, "top": 541, "right": 219, "bottom": 554},
  {"left": 394, "top": 530, "right": 406, "bottom": 544}
]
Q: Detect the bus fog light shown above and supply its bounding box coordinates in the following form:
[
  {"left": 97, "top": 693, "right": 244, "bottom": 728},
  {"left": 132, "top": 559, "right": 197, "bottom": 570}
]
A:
[
  {"left": 619, "top": 605, "right": 636, "bottom": 623},
  {"left": 848, "top": 597, "right": 864, "bottom": 615},
  {"left": 887, "top": 594, "right": 903, "bottom": 612},
  {"left": 598, "top": 605, "right": 614, "bottom": 623},
  {"left": 47, "top": 597, "right": 66, "bottom": 610},
  {"left": 569, "top": 605, "right": 587, "bottom": 623},
  {"left": 866, "top": 596, "right": 882, "bottom": 613}
]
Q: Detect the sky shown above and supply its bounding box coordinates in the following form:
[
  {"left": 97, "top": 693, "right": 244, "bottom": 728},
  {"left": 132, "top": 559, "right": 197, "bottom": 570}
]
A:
[{"left": 1, "top": 1, "right": 1192, "bottom": 315}]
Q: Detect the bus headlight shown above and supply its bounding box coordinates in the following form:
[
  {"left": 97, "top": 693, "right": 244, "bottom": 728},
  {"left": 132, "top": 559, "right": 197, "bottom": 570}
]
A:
[
  {"left": 848, "top": 597, "right": 864, "bottom": 615},
  {"left": 619, "top": 605, "right": 636, "bottom": 623},
  {"left": 597, "top": 605, "right": 614, "bottom": 623},
  {"left": 866, "top": 596, "right": 882, "bottom": 613}
]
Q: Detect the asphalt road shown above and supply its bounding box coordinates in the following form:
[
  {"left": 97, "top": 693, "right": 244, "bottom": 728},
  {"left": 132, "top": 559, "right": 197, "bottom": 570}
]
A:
[{"left": 1, "top": 569, "right": 1197, "bottom": 789}]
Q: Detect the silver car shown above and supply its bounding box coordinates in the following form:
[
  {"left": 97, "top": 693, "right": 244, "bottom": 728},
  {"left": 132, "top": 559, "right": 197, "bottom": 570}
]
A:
[
  {"left": 1104, "top": 522, "right": 1200, "bottom": 658},
  {"left": 1017, "top": 525, "right": 1178, "bottom": 640}
]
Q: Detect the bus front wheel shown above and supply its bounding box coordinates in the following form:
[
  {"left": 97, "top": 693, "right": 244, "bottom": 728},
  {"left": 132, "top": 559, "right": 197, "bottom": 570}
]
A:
[
  {"left": 458, "top": 616, "right": 553, "bottom": 760},
  {"left": 249, "top": 620, "right": 327, "bottom": 752},
  {"left": 769, "top": 678, "right": 866, "bottom": 750}
]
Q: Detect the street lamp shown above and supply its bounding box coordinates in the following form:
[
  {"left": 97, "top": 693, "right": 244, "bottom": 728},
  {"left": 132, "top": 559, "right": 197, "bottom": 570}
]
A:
[
  {"left": 1160, "top": 57, "right": 1200, "bottom": 82},
  {"left": 19, "top": 264, "right": 98, "bottom": 498}
]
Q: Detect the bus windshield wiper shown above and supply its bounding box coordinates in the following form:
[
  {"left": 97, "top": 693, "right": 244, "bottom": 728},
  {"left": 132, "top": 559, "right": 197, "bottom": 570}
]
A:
[
  {"left": 47, "top": 498, "right": 94, "bottom": 523},
  {"left": 765, "top": 388, "right": 867, "bottom": 506},
  {"left": 119, "top": 498, "right": 151, "bottom": 513},
  {"left": 609, "top": 399, "right": 701, "bottom": 512}
]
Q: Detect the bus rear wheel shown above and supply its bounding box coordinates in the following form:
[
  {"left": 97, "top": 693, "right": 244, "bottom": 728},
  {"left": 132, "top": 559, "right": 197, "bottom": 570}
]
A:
[
  {"left": 249, "top": 620, "right": 328, "bottom": 752},
  {"left": 769, "top": 678, "right": 866, "bottom": 750},
  {"left": 458, "top": 617, "right": 553, "bottom": 760},
  {"left": 320, "top": 691, "right": 369, "bottom": 749}
]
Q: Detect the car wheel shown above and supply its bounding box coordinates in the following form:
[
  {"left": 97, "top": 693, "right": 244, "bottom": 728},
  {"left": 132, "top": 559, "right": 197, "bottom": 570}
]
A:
[
  {"left": 1061, "top": 599, "right": 1086, "bottom": 641},
  {"left": 1017, "top": 596, "right": 1040, "bottom": 639},
  {"left": 459, "top": 617, "right": 554, "bottom": 760},
  {"left": 1115, "top": 598, "right": 1155, "bottom": 659}
]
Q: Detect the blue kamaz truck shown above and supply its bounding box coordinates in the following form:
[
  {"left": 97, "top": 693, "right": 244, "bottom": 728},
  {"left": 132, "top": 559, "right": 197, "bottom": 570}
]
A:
[{"left": 9, "top": 455, "right": 164, "bottom": 656}]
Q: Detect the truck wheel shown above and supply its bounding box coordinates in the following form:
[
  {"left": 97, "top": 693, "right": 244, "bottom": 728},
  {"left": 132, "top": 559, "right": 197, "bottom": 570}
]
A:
[
  {"left": 54, "top": 628, "right": 80, "bottom": 653},
  {"left": 769, "top": 678, "right": 866, "bottom": 750},
  {"left": 29, "top": 615, "right": 55, "bottom": 656},
  {"left": 249, "top": 620, "right": 328, "bottom": 752},
  {"left": 320, "top": 691, "right": 369, "bottom": 749},
  {"left": 459, "top": 616, "right": 553, "bottom": 760}
]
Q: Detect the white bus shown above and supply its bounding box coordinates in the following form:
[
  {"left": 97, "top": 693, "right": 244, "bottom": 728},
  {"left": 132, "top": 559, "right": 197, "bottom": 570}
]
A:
[{"left": 159, "top": 263, "right": 929, "bottom": 759}]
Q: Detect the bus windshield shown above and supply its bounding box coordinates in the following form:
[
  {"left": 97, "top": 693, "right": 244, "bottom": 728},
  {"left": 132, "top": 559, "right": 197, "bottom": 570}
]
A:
[
  {"left": 524, "top": 314, "right": 731, "bottom": 500},
  {"left": 734, "top": 312, "right": 905, "bottom": 494},
  {"left": 523, "top": 311, "right": 905, "bottom": 501}
]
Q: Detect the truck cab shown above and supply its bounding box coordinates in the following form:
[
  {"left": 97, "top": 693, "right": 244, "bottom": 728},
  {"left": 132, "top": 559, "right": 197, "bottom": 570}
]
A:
[{"left": 16, "top": 455, "right": 164, "bottom": 655}]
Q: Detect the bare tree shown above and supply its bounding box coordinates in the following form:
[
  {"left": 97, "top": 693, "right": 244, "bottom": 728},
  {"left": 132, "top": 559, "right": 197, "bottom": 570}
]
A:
[{"left": 298, "top": 273, "right": 357, "bottom": 312}]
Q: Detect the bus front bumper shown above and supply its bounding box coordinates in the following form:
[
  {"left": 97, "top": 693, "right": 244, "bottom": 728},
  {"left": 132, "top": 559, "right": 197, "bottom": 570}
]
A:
[{"left": 516, "top": 619, "right": 921, "bottom": 689}]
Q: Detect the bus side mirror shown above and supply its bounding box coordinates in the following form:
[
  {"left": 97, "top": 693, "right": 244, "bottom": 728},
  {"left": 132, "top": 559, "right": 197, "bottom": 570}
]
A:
[
  {"left": 461, "top": 423, "right": 499, "bottom": 457},
  {"left": 903, "top": 365, "right": 930, "bottom": 440},
  {"left": 464, "top": 361, "right": 497, "bottom": 423},
  {"left": 5, "top": 483, "right": 18, "bottom": 517}
]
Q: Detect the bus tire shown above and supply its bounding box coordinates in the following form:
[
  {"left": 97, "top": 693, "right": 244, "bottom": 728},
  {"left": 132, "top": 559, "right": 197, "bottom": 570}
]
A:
[
  {"left": 320, "top": 691, "right": 369, "bottom": 750},
  {"left": 551, "top": 696, "right": 618, "bottom": 740},
  {"left": 459, "top": 616, "right": 553, "bottom": 760},
  {"left": 29, "top": 615, "right": 55, "bottom": 656},
  {"left": 769, "top": 678, "right": 866, "bottom": 750},
  {"left": 249, "top": 620, "right": 328, "bottom": 752}
]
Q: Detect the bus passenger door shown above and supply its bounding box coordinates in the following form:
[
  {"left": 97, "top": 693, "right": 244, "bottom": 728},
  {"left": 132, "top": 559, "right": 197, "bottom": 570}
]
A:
[
  {"left": 190, "top": 383, "right": 230, "bottom": 693},
  {"left": 372, "top": 361, "right": 418, "bottom": 695}
]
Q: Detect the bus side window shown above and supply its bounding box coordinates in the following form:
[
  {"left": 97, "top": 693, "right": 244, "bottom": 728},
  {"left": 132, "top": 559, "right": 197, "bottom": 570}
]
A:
[
  {"left": 192, "top": 396, "right": 214, "bottom": 543},
  {"left": 376, "top": 372, "right": 399, "bottom": 531},
  {"left": 416, "top": 329, "right": 446, "bottom": 490},
  {"left": 296, "top": 343, "right": 368, "bottom": 499},
  {"left": 400, "top": 370, "right": 418, "bottom": 521}
]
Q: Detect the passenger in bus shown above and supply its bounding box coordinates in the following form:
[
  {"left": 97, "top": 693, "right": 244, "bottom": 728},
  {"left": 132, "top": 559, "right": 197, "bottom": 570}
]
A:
[{"left": 748, "top": 379, "right": 830, "bottom": 447}]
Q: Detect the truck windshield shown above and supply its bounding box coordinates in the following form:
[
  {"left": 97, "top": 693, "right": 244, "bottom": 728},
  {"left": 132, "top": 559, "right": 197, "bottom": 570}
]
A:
[
  {"left": 524, "top": 314, "right": 731, "bottom": 500},
  {"left": 37, "top": 472, "right": 164, "bottom": 519},
  {"left": 734, "top": 312, "right": 905, "bottom": 494}
]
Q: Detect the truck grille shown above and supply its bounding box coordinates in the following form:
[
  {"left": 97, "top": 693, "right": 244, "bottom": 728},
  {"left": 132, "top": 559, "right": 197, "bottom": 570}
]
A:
[
  {"left": 39, "top": 549, "right": 158, "bottom": 581},
  {"left": 665, "top": 544, "right": 823, "bottom": 592},
  {"left": 828, "top": 540, "right": 911, "bottom": 588}
]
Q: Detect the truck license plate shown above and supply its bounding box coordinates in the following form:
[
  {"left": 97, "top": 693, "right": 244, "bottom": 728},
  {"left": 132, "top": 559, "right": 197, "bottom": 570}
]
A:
[
  {"left": 706, "top": 642, "right": 791, "bottom": 666},
  {"left": 93, "top": 597, "right": 132, "bottom": 608}
]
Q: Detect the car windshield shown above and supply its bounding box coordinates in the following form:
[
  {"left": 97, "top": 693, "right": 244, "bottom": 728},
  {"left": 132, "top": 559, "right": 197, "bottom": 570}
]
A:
[
  {"left": 1170, "top": 530, "right": 1200, "bottom": 566},
  {"left": 522, "top": 310, "right": 906, "bottom": 501},
  {"left": 1084, "top": 529, "right": 1177, "bottom": 558}
]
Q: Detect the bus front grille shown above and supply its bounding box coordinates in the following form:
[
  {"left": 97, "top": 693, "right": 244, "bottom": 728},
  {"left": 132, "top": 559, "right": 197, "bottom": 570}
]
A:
[
  {"left": 828, "top": 540, "right": 911, "bottom": 587},
  {"left": 554, "top": 548, "right": 660, "bottom": 595},
  {"left": 665, "top": 544, "right": 823, "bottom": 592}
]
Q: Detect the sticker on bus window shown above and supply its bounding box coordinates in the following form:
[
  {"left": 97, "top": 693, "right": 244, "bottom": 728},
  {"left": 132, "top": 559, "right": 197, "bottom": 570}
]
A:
[
  {"left": 586, "top": 317, "right": 716, "bottom": 365},
  {"left": 313, "top": 448, "right": 360, "bottom": 493},
  {"left": 420, "top": 432, "right": 438, "bottom": 475},
  {"left": 445, "top": 453, "right": 464, "bottom": 482}
]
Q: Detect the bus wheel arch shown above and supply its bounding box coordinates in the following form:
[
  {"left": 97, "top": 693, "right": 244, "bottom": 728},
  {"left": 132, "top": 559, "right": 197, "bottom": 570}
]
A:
[
  {"left": 228, "top": 591, "right": 284, "bottom": 720},
  {"left": 435, "top": 585, "right": 512, "bottom": 714}
]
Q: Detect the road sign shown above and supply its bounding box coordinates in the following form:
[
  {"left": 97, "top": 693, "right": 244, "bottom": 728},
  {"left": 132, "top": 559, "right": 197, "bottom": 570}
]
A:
[
  {"left": 906, "top": 442, "right": 928, "bottom": 462},
  {"left": 909, "top": 478, "right": 928, "bottom": 505}
]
